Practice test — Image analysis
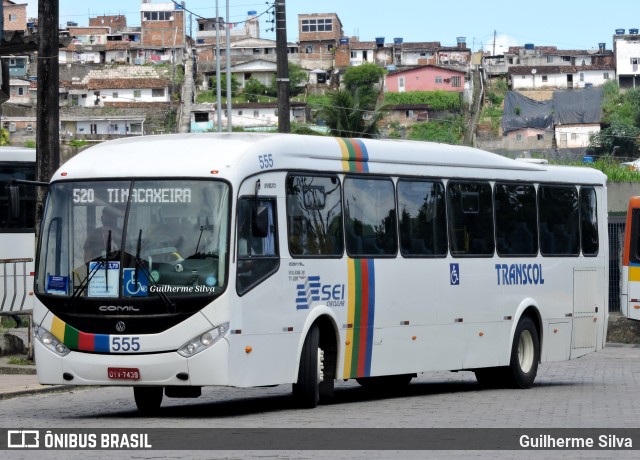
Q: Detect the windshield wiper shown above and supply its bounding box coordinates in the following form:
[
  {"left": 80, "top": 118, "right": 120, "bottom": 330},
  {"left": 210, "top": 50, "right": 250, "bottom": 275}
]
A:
[
  {"left": 132, "top": 229, "right": 176, "bottom": 314},
  {"left": 72, "top": 229, "right": 116, "bottom": 299}
]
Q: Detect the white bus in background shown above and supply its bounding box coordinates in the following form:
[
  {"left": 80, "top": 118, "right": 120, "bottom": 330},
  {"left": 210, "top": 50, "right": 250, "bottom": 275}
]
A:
[
  {"left": 31, "top": 133, "right": 608, "bottom": 412},
  {"left": 0, "top": 146, "right": 37, "bottom": 318}
]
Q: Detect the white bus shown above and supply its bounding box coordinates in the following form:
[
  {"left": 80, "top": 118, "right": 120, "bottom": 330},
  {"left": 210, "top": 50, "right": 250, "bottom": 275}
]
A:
[
  {"left": 1, "top": 146, "right": 37, "bottom": 317},
  {"left": 32, "top": 133, "right": 608, "bottom": 412}
]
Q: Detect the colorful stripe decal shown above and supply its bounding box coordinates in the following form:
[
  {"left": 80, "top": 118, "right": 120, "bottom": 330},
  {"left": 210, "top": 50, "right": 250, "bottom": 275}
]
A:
[
  {"left": 630, "top": 263, "right": 640, "bottom": 282},
  {"left": 337, "top": 138, "right": 369, "bottom": 173},
  {"left": 343, "top": 258, "right": 375, "bottom": 379},
  {"left": 51, "top": 315, "right": 110, "bottom": 352}
]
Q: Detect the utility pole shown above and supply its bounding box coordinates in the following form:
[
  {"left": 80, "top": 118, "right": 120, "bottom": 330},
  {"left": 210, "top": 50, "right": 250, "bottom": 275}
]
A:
[
  {"left": 36, "top": 0, "right": 59, "bottom": 230},
  {"left": 492, "top": 30, "right": 496, "bottom": 56},
  {"left": 215, "top": 0, "right": 222, "bottom": 131},
  {"left": 275, "top": 0, "right": 290, "bottom": 133},
  {"left": 225, "top": 0, "right": 232, "bottom": 132}
]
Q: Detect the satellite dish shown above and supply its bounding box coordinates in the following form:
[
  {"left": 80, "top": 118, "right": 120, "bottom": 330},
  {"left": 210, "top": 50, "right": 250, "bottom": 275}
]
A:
[{"left": 531, "top": 69, "right": 537, "bottom": 74}]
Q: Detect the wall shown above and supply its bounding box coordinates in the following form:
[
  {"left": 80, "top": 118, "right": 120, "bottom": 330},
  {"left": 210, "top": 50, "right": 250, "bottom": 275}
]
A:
[
  {"left": 511, "top": 70, "right": 613, "bottom": 90},
  {"left": 385, "top": 67, "right": 465, "bottom": 92},
  {"left": 555, "top": 124, "right": 600, "bottom": 148},
  {"left": 608, "top": 182, "right": 640, "bottom": 214}
]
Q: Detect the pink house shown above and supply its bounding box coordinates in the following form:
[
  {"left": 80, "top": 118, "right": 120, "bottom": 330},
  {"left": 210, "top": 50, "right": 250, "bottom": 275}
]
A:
[{"left": 385, "top": 65, "right": 465, "bottom": 93}]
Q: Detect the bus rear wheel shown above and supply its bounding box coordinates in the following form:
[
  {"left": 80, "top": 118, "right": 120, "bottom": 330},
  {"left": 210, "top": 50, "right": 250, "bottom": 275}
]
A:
[
  {"left": 133, "top": 387, "right": 163, "bottom": 413},
  {"left": 505, "top": 315, "right": 540, "bottom": 389},
  {"left": 292, "top": 325, "right": 325, "bottom": 408}
]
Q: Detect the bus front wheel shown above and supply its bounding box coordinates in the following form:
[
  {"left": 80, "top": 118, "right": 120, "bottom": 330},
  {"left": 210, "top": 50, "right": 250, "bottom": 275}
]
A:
[
  {"left": 292, "top": 325, "right": 323, "bottom": 408},
  {"left": 133, "top": 386, "right": 163, "bottom": 413}
]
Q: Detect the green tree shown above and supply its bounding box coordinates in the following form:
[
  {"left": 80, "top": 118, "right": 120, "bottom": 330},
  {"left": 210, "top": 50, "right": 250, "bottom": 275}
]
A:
[
  {"left": 0, "top": 128, "right": 9, "bottom": 145},
  {"left": 268, "top": 62, "right": 308, "bottom": 98},
  {"left": 587, "top": 123, "right": 640, "bottom": 158},
  {"left": 342, "top": 63, "right": 386, "bottom": 106},
  {"left": 243, "top": 78, "right": 268, "bottom": 103},
  {"left": 209, "top": 74, "right": 240, "bottom": 99},
  {"left": 318, "top": 89, "right": 384, "bottom": 138}
]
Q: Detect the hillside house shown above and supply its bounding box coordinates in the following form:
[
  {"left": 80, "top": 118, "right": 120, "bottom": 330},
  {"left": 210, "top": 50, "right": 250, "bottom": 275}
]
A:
[
  {"left": 385, "top": 65, "right": 466, "bottom": 93},
  {"left": 509, "top": 65, "right": 615, "bottom": 90}
]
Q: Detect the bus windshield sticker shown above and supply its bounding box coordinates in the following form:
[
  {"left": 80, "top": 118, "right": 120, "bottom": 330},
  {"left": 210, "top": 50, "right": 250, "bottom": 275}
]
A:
[
  {"left": 122, "top": 268, "right": 149, "bottom": 297},
  {"left": 88, "top": 261, "right": 120, "bottom": 297},
  {"left": 46, "top": 275, "right": 68, "bottom": 295}
]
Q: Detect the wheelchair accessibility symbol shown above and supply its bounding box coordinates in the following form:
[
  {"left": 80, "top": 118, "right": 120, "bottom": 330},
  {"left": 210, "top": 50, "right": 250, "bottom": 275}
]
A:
[
  {"left": 123, "top": 268, "right": 149, "bottom": 297},
  {"left": 450, "top": 263, "right": 460, "bottom": 285}
]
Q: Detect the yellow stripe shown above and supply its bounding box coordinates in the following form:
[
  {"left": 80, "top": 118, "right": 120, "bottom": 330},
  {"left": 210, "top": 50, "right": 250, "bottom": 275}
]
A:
[
  {"left": 51, "top": 316, "right": 66, "bottom": 342},
  {"left": 343, "top": 258, "right": 356, "bottom": 379},
  {"left": 337, "top": 138, "right": 350, "bottom": 171},
  {"left": 630, "top": 266, "right": 640, "bottom": 282}
]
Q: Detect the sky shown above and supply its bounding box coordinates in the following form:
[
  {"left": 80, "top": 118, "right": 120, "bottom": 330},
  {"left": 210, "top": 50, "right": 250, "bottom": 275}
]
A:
[{"left": 22, "top": 0, "right": 640, "bottom": 53}]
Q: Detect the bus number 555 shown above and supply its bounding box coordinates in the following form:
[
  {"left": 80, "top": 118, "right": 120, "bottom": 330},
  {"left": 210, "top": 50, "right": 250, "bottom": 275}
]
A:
[{"left": 111, "top": 337, "right": 141, "bottom": 352}]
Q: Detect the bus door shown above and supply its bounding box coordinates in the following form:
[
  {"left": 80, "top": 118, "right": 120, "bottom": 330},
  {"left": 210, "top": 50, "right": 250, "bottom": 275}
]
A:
[{"left": 624, "top": 200, "right": 640, "bottom": 320}]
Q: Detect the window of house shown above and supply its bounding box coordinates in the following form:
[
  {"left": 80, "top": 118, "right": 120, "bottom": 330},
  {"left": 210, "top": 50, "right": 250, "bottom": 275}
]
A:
[
  {"left": 632, "top": 58, "right": 640, "bottom": 65},
  {"left": 451, "top": 76, "right": 461, "bottom": 87},
  {"left": 194, "top": 112, "right": 209, "bottom": 123},
  {"left": 17, "top": 87, "right": 24, "bottom": 96},
  {"left": 435, "top": 76, "right": 443, "bottom": 84},
  {"left": 90, "top": 124, "right": 97, "bottom": 134},
  {"left": 508, "top": 58, "right": 513, "bottom": 64},
  {"left": 580, "top": 73, "right": 585, "bottom": 82},
  {"left": 399, "top": 77, "right": 405, "bottom": 89},
  {"left": 133, "top": 90, "right": 141, "bottom": 98},
  {"left": 112, "top": 92, "right": 118, "bottom": 98},
  {"left": 306, "top": 45, "right": 313, "bottom": 54},
  {"left": 9, "top": 58, "right": 16, "bottom": 66},
  {"left": 547, "top": 56, "right": 554, "bottom": 63},
  {"left": 238, "top": 110, "right": 243, "bottom": 116},
  {"left": 562, "top": 56, "right": 571, "bottom": 62},
  {"left": 152, "top": 88, "right": 165, "bottom": 97},
  {"left": 542, "top": 75, "right": 548, "bottom": 82},
  {"left": 8, "top": 14, "right": 16, "bottom": 21},
  {"left": 143, "top": 11, "right": 173, "bottom": 21},
  {"left": 301, "top": 18, "right": 332, "bottom": 33},
  {"left": 350, "top": 51, "right": 356, "bottom": 59},
  {"left": 253, "top": 110, "right": 259, "bottom": 118},
  {"left": 604, "top": 72, "right": 609, "bottom": 80},
  {"left": 253, "top": 48, "right": 261, "bottom": 54},
  {"left": 327, "top": 44, "right": 334, "bottom": 52},
  {"left": 516, "top": 133, "right": 522, "bottom": 141},
  {"left": 405, "top": 110, "right": 414, "bottom": 118},
  {"left": 537, "top": 134, "right": 544, "bottom": 140}
]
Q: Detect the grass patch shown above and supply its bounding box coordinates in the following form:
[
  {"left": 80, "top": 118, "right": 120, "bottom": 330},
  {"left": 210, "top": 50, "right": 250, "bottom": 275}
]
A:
[
  {"left": 551, "top": 157, "right": 640, "bottom": 182},
  {"left": 7, "top": 356, "right": 33, "bottom": 366}
]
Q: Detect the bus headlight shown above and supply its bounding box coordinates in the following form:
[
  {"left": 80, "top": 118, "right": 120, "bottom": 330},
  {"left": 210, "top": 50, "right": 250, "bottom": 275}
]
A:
[
  {"left": 178, "top": 322, "right": 229, "bottom": 357},
  {"left": 34, "top": 325, "right": 70, "bottom": 356}
]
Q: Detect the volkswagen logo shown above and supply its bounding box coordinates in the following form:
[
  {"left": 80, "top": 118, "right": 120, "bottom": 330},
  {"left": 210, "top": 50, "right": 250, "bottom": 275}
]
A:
[{"left": 115, "top": 321, "right": 126, "bottom": 332}]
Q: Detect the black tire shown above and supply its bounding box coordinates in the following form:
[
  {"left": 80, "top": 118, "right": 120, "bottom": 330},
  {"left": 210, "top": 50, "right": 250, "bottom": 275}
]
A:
[
  {"left": 505, "top": 315, "right": 540, "bottom": 389},
  {"left": 292, "top": 325, "right": 321, "bottom": 408},
  {"left": 133, "top": 387, "right": 163, "bottom": 413}
]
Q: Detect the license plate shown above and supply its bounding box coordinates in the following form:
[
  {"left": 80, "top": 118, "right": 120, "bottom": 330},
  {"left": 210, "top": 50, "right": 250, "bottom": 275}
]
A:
[{"left": 108, "top": 367, "right": 140, "bottom": 380}]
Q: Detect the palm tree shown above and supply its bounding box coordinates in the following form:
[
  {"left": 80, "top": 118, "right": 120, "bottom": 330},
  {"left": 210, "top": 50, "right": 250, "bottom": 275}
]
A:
[{"left": 319, "top": 89, "right": 384, "bottom": 138}]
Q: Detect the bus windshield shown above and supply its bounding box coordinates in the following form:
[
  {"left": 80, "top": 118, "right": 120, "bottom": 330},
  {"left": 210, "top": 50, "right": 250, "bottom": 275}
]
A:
[{"left": 36, "top": 180, "right": 229, "bottom": 304}]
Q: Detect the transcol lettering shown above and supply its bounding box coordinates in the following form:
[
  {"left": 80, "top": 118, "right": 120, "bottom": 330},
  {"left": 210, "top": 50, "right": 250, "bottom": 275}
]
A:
[{"left": 494, "top": 263, "right": 545, "bottom": 286}]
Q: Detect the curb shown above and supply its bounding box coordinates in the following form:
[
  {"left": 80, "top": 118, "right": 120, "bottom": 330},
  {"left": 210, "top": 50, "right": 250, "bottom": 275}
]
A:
[{"left": 0, "top": 384, "right": 85, "bottom": 401}]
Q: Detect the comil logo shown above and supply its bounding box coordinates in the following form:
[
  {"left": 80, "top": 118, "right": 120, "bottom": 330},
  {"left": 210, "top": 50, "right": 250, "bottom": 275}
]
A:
[{"left": 8, "top": 430, "right": 39, "bottom": 448}]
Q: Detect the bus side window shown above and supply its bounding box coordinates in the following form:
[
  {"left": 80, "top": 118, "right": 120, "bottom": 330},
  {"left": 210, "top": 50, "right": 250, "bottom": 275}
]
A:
[
  {"left": 447, "top": 181, "right": 494, "bottom": 257},
  {"left": 237, "top": 197, "right": 279, "bottom": 295},
  {"left": 580, "top": 187, "right": 598, "bottom": 256}
]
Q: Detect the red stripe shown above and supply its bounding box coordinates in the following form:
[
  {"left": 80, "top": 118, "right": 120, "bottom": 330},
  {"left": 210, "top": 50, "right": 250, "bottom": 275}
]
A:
[
  {"left": 358, "top": 260, "right": 369, "bottom": 375},
  {"left": 78, "top": 331, "right": 95, "bottom": 351},
  {"left": 352, "top": 140, "right": 365, "bottom": 172}
]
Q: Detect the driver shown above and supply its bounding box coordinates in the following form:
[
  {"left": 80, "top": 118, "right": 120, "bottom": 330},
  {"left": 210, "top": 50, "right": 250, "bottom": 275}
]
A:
[{"left": 83, "top": 206, "right": 121, "bottom": 262}]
